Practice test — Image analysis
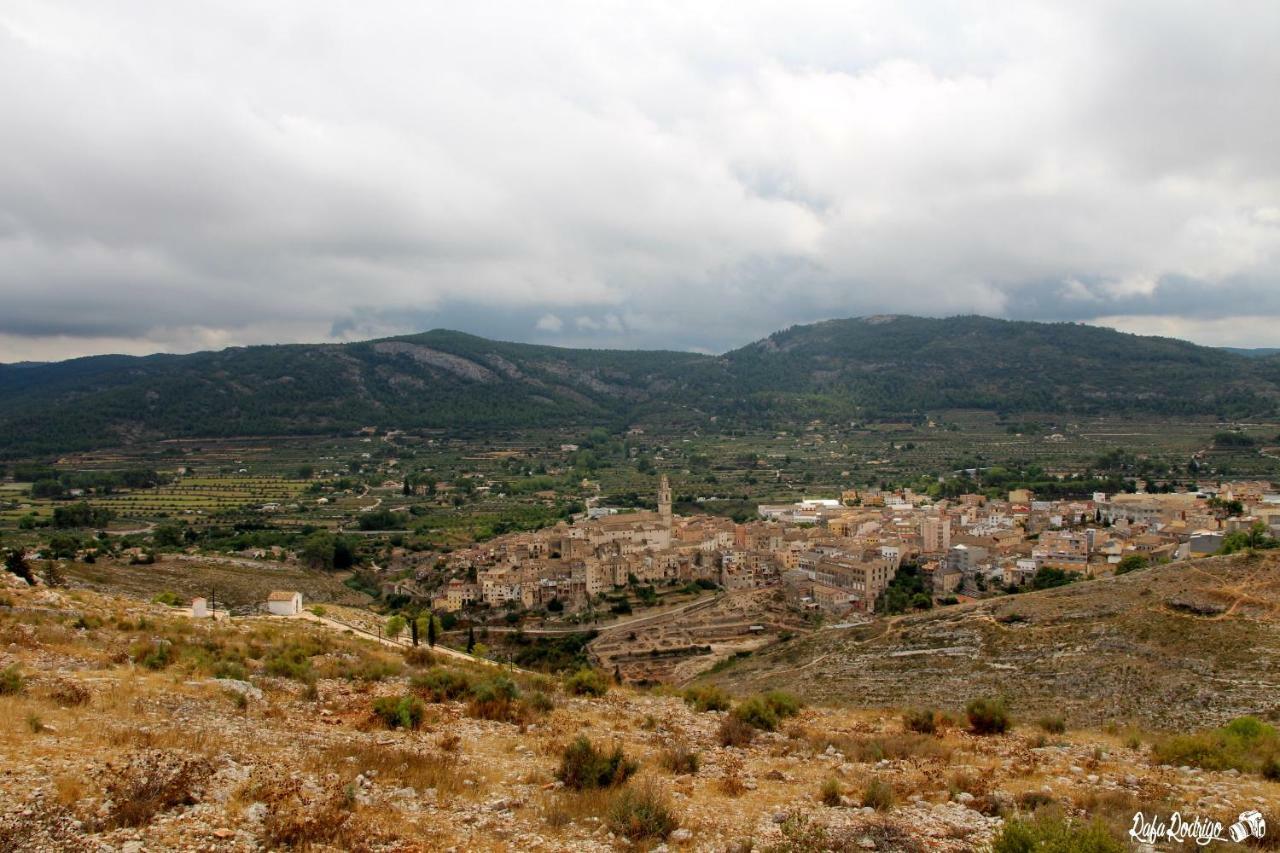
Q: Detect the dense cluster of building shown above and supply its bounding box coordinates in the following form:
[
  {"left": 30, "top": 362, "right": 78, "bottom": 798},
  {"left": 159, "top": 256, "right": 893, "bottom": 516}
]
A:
[{"left": 428, "top": 476, "right": 1280, "bottom": 618}]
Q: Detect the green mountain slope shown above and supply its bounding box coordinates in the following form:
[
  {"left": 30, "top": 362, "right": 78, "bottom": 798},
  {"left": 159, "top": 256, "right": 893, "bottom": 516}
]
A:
[
  {"left": 714, "top": 315, "right": 1275, "bottom": 417},
  {"left": 1, "top": 316, "right": 1275, "bottom": 454}
]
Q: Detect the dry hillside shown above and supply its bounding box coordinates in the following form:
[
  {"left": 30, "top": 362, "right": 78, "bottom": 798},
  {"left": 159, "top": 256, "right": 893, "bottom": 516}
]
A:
[
  {"left": 3, "top": 567, "right": 1280, "bottom": 851},
  {"left": 702, "top": 552, "right": 1280, "bottom": 730}
]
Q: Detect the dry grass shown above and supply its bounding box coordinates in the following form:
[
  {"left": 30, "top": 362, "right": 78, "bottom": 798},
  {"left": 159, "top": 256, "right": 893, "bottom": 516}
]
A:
[
  {"left": 240, "top": 768, "right": 359, "bottom": 849},
  {"left": 540, "top": 786, "right": 614, "bottom": 832},
  {"left": 96, "top": 749, "right": 214, "bottom": 829},
  {"left": 307, "top": 741, "right": 465, "bottom": 797},
  {"left": 719, "top": 753, "right": 747, "bottom": 797}
]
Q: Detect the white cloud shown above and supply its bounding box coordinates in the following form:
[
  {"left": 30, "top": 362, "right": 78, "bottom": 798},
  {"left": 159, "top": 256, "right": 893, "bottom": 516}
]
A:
[
  {"left": 0, "top": 0, "right": 1278, "bottom": 360},
  {"left": 535, "top": 313, "right": 563, "bottom": 333}
]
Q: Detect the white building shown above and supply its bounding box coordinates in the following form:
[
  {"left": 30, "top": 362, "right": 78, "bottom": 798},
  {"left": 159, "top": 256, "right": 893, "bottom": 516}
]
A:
[{"left": 266, "top": 590, "right": 303, "bottom": 616}]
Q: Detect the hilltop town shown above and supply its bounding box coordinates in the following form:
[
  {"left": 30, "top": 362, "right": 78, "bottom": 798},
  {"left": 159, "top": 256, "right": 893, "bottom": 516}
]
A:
[{"left": 416, "top": 474, "right": 1276, "bottom": 626}]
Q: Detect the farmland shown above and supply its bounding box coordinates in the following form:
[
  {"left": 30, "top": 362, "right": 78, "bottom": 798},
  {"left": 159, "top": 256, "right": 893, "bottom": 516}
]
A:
[
  {"left": 4, "top": 413, "right": 1280, "bottom": 540},
  {"left": 59, "top": 554, "right": 373, "bottom": 610},
  {"left": 0, "top": 475, "right": 311, "bottom": 531}
]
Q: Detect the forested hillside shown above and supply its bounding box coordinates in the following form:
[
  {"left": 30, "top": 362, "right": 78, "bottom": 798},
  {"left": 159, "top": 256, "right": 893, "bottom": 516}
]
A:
[{"left": 2, "top": 316, "right": 1276, "bottom": 455}]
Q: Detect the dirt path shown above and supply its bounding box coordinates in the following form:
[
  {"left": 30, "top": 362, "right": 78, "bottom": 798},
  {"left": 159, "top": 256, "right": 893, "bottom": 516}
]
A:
[{"left": 292, "top": 610, "right": 530, "bottom": 672}]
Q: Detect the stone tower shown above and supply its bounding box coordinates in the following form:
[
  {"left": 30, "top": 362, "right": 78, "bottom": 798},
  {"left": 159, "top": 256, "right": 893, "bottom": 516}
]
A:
[{"left": 658, "top": 474, "right": 672, "bottom": 526}]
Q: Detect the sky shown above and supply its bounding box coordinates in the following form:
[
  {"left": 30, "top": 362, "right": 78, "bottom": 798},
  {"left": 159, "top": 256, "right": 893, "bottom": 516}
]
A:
[{"left": 2, "top": 1, "right": 1279, "bottom": 362}]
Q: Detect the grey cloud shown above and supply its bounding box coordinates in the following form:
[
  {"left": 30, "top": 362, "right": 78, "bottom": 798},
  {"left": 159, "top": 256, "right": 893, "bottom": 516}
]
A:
[{"left": 2, "top": 1, "right": 1280, "bottom": 362}]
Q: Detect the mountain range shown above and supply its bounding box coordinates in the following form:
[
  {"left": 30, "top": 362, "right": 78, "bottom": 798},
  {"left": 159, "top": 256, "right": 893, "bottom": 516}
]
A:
[{"left": 3, "top": 315, "right": 1278, "bottom": 455}]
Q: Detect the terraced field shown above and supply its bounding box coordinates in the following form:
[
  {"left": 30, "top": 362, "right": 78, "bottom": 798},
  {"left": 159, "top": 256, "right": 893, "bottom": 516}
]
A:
[
  {"left": 0, "top": 475, "right": 311, "bottom": 530},
  {"left": 88, "top": 476, "right": 308, "bottom": 519}
]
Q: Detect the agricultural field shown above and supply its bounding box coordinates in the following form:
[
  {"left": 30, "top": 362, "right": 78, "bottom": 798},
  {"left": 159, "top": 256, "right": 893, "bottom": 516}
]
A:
[
  {"left": 4, "top": 413, "right": 1279, "bottom": 555},
  {"left": 58, "top": 554, "right": 373, "bottom": 610},
  {"left": 88, "top": 476, "right": 310, "bottom": 520},
  {"left": 0, "top": 475, "right": 312, "bottom": 533}
]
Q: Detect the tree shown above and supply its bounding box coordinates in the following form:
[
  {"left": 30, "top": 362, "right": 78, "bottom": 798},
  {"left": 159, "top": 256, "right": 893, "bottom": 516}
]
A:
[
  {"left": 1030, "top": 566, "right": 1078, "bottom": 590},
  {"left": 427, "top": 613, "right": 438, "bottom": 648},
  {"left": 332, "top": 535, "right": 358, "bottom": 569},
  {"left": 51, "top": 502, "right": 113, "bottom": 529},
  {"left": 300, "top": 531, "right": 336, "bottom": 570},
  {"left": 1115, "top": 554, "right": 1148, "bottom": 574},
  {"left": 153, "top": 522, "right": 184, "bottom": 549},
  {"left": 466, "top": 625, "right": 476, "bottom": 654},
  {"left": 4, "top": 550, "right": 34, "bottom": 584},
  {"left": 30, "top": 479, "right": 64, "bottom": 499},
  {"left": 1219, "top": 522, "right": 1278, "bottom": 555},
  {"left": 385, "top": 615, "right": 406, "bottom": 640}
]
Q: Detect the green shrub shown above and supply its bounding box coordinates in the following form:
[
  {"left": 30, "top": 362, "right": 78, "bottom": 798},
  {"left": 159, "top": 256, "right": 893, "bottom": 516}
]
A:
[
  {"left": 966, "top": 697, "right": 1011, "bottom": 735},
  {"left": 904, "top": 708, "right": 937, "bottom": 735},
  {"left": 564, "top": 667, "right": 609, "bottom": 697},
  {"left": 1152, "top": 715, "right": 1280, "bottom": 777},
  {"left": 992, "top": 812, "right": 1126, "bottom": 853},
  {"left": 526, "top": 690, "right": 555, "bottom": 713},
  {"left": 130, "top": 638, "right": 174, "bottom": 671},
  {"left": 372, "top": 694, "right": 425, "bottom": 730},
  {"left": 467, "top": 674, "right": 522, "bottom": 722},
  {"left": 412, "top": 667, "right": 474, "bottom": 702},
  {"left": 1038, "top": 716, "right": 1067, "bottom": 735},
  {"left": 682, "top": 685, "right": 731, "bottom": 712},
  {"left": 263, "top": 645, "right": 315, "bottom": 681},
  {"left": 732, "top": 696, "right": 780, "bottom": 731},
  {"left": 762, "top": 690, "right": 803, "bottom": 719},
  {"left": 0, "top": 664, "right": 24, "bottom": 696},
  {"left": 862, "top": 777, "right": 895, "bottom": 811},
  {"left": 556, "top": 736, "right": 636, "bottom": 790},
  {"left": 151, "top": 591, "right": 182, "bottom": 606},
  {"left": 819, "top": 777, "right": 842, "bottom": 806},
  {"left": 606, "top": 779, "right": 678, "bottom": 841}
]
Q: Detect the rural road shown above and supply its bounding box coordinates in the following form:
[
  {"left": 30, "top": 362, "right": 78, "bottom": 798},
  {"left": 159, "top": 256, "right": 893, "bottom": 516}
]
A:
[
  {"left": 292, "top": 609, "right": 530, "bottom": 672},
  {"left": 476, "top": 592, "right": 725, "bottom": 637}
]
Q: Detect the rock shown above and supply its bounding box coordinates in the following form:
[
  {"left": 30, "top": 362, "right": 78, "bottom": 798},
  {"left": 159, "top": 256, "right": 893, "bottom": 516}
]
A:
[
  {"left": 212, "top": 679, "right": 263, "bottom": 701},
  {"left": 956, "top": 792, "right": 975, "bottom": 804},
  {"left": 857, "top": 837, "right": 877, "bottom": 850},
  {"left": 772, "top": 812, "right": 789, "bottom": 824},
  {"left": 670, "top": 827, "right": 693, "bottom": 842},
  {"left": 212, "top": 828, "right": 235, "bottom": 839}
]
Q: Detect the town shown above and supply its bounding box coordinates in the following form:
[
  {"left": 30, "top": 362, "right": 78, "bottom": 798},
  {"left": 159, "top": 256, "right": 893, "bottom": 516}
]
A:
[{"left": 416, "top": 473, "right": 1278, "bottom": 621}]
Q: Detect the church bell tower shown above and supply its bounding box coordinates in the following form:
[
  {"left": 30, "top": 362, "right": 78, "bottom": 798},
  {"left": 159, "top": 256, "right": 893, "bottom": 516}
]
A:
[{"left": 658, "top": 474, "right": 672, "bottom": 526}]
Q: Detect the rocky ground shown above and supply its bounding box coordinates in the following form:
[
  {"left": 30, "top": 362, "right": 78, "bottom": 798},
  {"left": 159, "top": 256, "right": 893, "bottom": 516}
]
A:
[
  {"left": 706, "top": 552, "right": 1280, "bottom": 730},
  {"left": 2, "top": 572, "right": 1279, "bottom": 851}
]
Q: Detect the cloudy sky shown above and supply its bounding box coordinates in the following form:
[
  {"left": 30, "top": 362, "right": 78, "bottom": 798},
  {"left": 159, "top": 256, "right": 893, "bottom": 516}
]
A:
[{"left": 2, "top": 1, "right": 1279, "bottom": 361}]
